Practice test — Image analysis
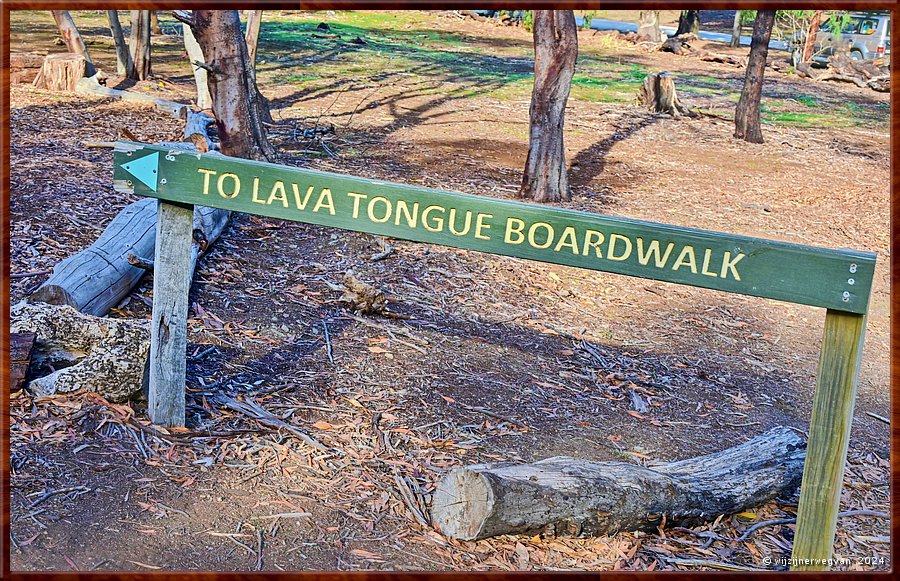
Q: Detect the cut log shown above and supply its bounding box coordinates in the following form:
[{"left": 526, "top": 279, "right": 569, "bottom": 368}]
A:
[
  {"left": 10, "top": 53, "right": 45, "bottom": 84},
  {"left": 432, "top": 426, "right": 805, "bottom": 540},
  {"left": 10, "top": 332, "right": 37, "bottom": 392},
  {"left": 10, "top": 302, "right": 150, "bottom": 402},
  {"left": 639, "top": 72, "right": 693, "bottom": 118},
  {"left": 32, "top": 53, "right": 86, "bottom": 92},
  {"left": 30, "top": 196, "right": 229, "bottom": 317}
]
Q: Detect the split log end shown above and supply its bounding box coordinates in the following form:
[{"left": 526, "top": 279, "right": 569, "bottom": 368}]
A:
[{"left": 432, "top": 466, "right": 496, "bottom": 540}]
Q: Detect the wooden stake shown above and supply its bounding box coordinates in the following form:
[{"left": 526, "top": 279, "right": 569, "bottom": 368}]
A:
[
  {"left": 148, "top": 200, "right": 194, "bottom": 427},
  {"left": 791, "top": 310, "right": 866, "bottom": 570}
]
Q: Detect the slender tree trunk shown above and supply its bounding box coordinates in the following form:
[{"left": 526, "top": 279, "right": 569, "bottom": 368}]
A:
[
  {"left": 734, "top": 10, "right": 775, "bottom": 144},
  {"left": 182, "top": 22, "right": 212, "bottom": 111},
  {"left": 730, "top": 11, "right": 742, "bottom": 47},
  {"left": 189, "top": 10, "right": 276, "bottom": 161},
  {"left": 520, "top": 10, "right": 577, "bottom": 203},
  {"left": 803, "top": 11, "right": 824, "bottom": 62},
  {"left": 129, "top": 10, "right": 151, "bottom": 80},
  {"left": 50, "top": 11, "right": 95, "bottom": 76},
  {"left": 106, "top": 10, "right": 132, "bottom": 76},
  {"left": 245, "top": 10, "right": 263, "bottom": 72},
  {"left": 675, "top": 10, "right": 700, "bottom": 37},
  {"left": 149, "top": 11, "right": 162, "bottom": 35},
  {"left": 637, "top": 11, "right": 661, "bottom": 42}
]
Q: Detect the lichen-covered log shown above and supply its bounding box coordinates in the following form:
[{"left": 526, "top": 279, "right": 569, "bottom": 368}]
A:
[
  {"left": 30, "top": 198, "right": 229, "bottom": 317},
  {"left": 432, "top": 427, "right": 805, "bottom": 540},
  {"left": 10, "top": 302, "right": 150, "bottom": 402}
]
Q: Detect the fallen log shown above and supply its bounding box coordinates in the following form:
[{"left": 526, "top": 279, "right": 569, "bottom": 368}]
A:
[
  {"left": 11, "top": 52, "right": 45, "bottom": 84},
  {"left": 10, "top": 302, "right": 150, "bottom": 402},
  {"left": 30, "top": 199, "right": 229, "bottom": 316},
  {"left": 432, "top": 426, "right": 805, "bottom": 540},
  {"left": 75, "top": 73, "right": 189, "bottom": 119}
]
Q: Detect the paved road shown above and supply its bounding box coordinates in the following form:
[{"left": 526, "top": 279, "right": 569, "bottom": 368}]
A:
[{"left": 573, "top": 16, "right": 790, "bottom": 51}]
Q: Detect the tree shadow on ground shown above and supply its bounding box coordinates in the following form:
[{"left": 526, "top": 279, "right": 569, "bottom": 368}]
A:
[{"left": 568, "top": 114, "right": 660, "bottom": 191}]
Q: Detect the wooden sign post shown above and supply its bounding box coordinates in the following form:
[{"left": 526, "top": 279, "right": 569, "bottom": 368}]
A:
[{"left": 114, "top": 141, "right": 875, "bottom": 570}]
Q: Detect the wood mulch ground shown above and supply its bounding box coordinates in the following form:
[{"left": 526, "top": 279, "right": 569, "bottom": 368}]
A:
[{"left": 8, "top": 12, "right": 889, "bottom": 572}]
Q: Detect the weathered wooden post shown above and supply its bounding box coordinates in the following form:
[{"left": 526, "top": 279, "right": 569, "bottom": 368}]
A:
[
  {"left": 790, "top": 311, "right": 867, "bottom": 570},
  {"left": 147, "top": 200, "right": 194, "bottom": 427},
  {"left": 115, "top": 145, "right": 194, "bottom": 427}
]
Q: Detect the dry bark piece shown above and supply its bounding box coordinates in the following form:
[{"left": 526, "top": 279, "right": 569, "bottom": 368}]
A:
[
  {"left": 10, "top": 302, "right": 150, "bottom": 402},
  {"left": 432, "top": 426, "right": 805, "bottom": 540},
  {"left": 10, "top": 332, "right": 37, "bottom": 392},
  {"left": 339, "top": 272, "right": 387, "bottom": 315}
]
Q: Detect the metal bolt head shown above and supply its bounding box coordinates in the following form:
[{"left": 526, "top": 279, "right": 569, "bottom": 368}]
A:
[
  {"left": 850, "top": 264, "right": 858, "bottom": 273},
  {"left": 842, "top": 291, "right": 851, "bottom": 301},
  {"left": 848, "top": 278, "right": 855, "bottom": 285},
  {"left": 160, "top": 178, "right": 167, "bottom": 185}
]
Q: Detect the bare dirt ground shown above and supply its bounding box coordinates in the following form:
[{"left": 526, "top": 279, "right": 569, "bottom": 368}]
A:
[{"left": 8, "top": 10, "right": 890, "bottom": 572}]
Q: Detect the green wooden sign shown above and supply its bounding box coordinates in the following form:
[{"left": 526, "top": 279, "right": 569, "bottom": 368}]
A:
[
  {"left": 113, "top": 142, "right": 874, "bottom": 314},
  {"left": 114, "top": 141, "right": 875, "bottom": 570}
]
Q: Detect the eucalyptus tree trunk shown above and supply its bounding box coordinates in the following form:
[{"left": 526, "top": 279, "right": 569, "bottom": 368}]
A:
[
  {"left": 106, "top": 10, "right": 132, "bottom": 76},
  {"left": 129, "top": 10, "right": 151, "bottom": 80},
  {"left": 730, "top": 11, "right": 742, "bottom": 47},
  {"left": 187, "top": 10, "right": 276, "bottom": 161},
  {"left": 803, "top": 11, "right": 824, "bottom": 62},
  {"left": 50, "top": 10, "right": 95, "bottom": 76},
  {"left": 149, "top": 11, "right": 162, "bottom": 35},
  {"left": 245, "top": 10, "right": 263, "bottom": 72},
  {"left": 182, "top": 22, "right": 212, "bottom": 110},
  {"left": 520, "top": 10, "right": 577, "bottom": 203},
  {"left": 637, "top": 11, "right": 661, "bottom": 42},
  {"left": 734, "top": 10, "right": 776, "bottom": 144},
  {"left": 675, "top": 10, "right": 700, "bottom": 36}
]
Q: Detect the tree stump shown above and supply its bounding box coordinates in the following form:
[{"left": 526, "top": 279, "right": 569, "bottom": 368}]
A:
[
  {"left": 639, "top": 72, "right": 693, "bottom": 117},
  {"left": 32, "top": 53, "right": 86, "bottom": 91},
  {"left": 432, "top": 427, "right": 805, "bottom": 540}
]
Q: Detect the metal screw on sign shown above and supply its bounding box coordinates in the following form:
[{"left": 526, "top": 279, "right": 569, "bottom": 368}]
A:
[
  {"left": 160, "top": 179, "right": 167, "bottom": 185},
  {"left": 848, "top": 278, "right": 855, "bottom": 285},
  {"left": 166, "top": 155, "right": 176, "bottom": 162},
  {"left": 126, "top": 151, "right": 133, "bottom": 156},
  {"left": 849, "top": 264, "right": 858, "bottom": 273},
  {"left": 842, "top": 291, "right": 850, "bottom": 302}
]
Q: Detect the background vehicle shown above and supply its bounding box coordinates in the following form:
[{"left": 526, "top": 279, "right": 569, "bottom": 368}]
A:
[{"left": 792, "top": 12, "right": 890, "bottom": 64}]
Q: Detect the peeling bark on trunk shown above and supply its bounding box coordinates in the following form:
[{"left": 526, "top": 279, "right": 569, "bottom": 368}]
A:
[
  {"left": 803, "top": 11, "right": 824, "bottom": 62},
  {"left": 190, "top": 10, "right": 276, "bottom": 161},
  {"left": 106, "top": 10, "right": 132, "bottom": 76},
  {"left": 433, "top": 427, "right": 805, "bottom": 540},
  {"left": 520, "top": 10, "right": 577, "bottom": 203},
  {"left": 50, "top": 11, "right": 95, "bottom": 77},
  {"left": 129, "top": 10, "right": 151, "bottom": 80},
  {"left": 637, "top": 11, "right": 661, "bottom": 43},
  {"left": 734, "top": 10, "right": 775, "bottom": 144},
  {"left": 675, "top": 10, "right": 700, "bottom": 37}
]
